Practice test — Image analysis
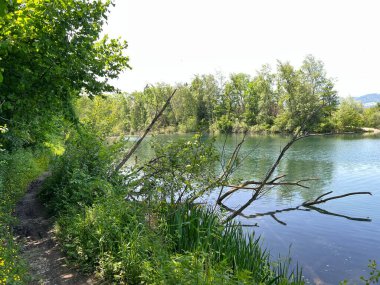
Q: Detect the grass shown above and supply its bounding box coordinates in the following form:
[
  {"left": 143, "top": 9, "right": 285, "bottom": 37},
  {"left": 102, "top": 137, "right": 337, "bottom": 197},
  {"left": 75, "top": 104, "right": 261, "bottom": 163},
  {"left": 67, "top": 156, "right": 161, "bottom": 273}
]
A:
[{"left": 161, "top": 203, "right": 303, "bottom": 284}]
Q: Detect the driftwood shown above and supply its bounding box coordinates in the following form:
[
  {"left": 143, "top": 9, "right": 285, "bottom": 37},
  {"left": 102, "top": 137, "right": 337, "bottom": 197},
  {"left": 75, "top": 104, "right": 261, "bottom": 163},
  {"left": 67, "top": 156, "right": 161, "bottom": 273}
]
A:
[
  {"left": 112, "top": 89, "right": 177, "bottom": 174},
  {"left": 221, "top": 191, "right": 372, "bottom": 225}
]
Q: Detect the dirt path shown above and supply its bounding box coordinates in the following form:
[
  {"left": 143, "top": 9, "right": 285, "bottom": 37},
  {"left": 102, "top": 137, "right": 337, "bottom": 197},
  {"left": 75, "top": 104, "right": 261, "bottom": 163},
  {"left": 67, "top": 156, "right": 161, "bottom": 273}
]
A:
[{"left": 13, "top": 173, "right": 98, "bottom": 285}]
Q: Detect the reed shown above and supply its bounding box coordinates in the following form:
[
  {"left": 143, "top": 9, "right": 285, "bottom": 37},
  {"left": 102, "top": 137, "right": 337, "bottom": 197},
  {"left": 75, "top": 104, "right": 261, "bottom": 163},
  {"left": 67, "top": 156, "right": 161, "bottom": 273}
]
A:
[{"left": 161, "top": 203, "right": 304, "bottom": 284}]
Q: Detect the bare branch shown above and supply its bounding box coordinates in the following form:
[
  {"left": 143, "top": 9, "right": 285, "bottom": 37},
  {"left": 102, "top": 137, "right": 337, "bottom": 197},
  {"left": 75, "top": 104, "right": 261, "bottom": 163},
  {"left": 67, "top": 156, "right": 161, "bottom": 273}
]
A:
[
  {"left": 221, "top": 191, "right": 372, "bottom": 224},
  {"left": 305, "top": 205, "right": 371, "bottom": 222},
  {"left": 270, "top": 214, "right": 287, "bottom": 226},
  {"left": 112, "top": 89, "right": 177, "bottom": 175},
  {"left": 222, "top": 105, "right": 329, "bottom": 223},
  {"left": 302, "top": 191, "right": 372, "bottom": 206},
  {"left": 218, "top": 177, "right": 318, "bottom": 207}
]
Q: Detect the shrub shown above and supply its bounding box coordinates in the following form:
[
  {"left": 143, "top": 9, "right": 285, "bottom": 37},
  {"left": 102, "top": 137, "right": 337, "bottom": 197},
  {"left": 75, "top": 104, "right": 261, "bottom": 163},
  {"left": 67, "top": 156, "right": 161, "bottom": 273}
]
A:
[
  {"left": 40, "top": 128, "right": 117, "bottom": 214},
  {"left": 56, "top": 196, "right": 165, "bottom": 284}
]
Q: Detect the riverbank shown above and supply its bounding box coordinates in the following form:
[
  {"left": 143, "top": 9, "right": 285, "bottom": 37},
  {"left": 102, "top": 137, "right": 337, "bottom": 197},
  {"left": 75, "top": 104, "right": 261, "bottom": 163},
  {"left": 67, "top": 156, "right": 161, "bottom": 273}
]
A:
[
  {"left": 34, "top": 129, "right": 305, "bottom": 284},
  {"left": 362, "top": 127, "right": 380, "bottom": 134}
]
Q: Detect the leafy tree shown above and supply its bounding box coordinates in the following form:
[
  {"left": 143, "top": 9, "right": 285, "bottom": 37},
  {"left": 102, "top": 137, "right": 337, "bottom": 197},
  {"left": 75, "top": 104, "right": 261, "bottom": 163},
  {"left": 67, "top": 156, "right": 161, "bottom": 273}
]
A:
[
  {"left": 171, "top": 83, "right": 197, "bottom": 132},
  {"left": 364, "top": 104, "right": 380, "bottom": 129},
  {"left": 75, "top": 94, "right": 130, "bottom": 137},
  {"left": 250, "top": 65, "right": 277, "bottom": 126},
  {"left": 129, "top": 91, "right": 148, "bottom": 132},
  {"left": 275, "top": 56, "right": 337, "bottom": 132},
  {"left": 223, "top": 73, "right": 250, "bottom": 120},
  {"left": 190, "top": 74, "right": 218, "bottom": 130},
  {"left": 332, "top": 97, "right": 364, "bottom": 131},
  {"left": 0, "top": 0, "right": 130, "bottom": 148}
]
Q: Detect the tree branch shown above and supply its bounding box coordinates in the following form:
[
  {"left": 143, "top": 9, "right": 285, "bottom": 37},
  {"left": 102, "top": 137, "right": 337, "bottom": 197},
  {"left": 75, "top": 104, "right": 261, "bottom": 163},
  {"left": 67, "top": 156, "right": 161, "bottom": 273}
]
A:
[
  {"left": 221, "top": 191, "right": 372, "bottom": 225},
  {"left": 112, "top": 89, "right": 177, "bottom": 175}
]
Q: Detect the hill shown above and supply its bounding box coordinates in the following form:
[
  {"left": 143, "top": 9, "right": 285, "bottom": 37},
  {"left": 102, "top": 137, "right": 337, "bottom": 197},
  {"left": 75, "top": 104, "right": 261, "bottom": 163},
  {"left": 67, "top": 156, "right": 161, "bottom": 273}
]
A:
[{"left": 354, "top": 93, "right": 380, "bottom": 107}]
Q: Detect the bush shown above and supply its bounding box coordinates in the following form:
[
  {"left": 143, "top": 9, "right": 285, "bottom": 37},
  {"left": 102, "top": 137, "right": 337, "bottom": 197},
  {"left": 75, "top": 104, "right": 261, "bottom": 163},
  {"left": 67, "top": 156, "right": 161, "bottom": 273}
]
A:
[
  {"left": 57, "top": 196, "right": 162, "bottom": 283},
  {"left": 40, "top": 128, "right": 117, "bottom": 214},
  {"left": 232, "top": 120, "right": 248, "bottom": 133},
  {"left": 250, "top": 124, "right": 272, "bottom": 133},
  {"left": 216, "top": 115, "right": 234, "bottom": 134}
]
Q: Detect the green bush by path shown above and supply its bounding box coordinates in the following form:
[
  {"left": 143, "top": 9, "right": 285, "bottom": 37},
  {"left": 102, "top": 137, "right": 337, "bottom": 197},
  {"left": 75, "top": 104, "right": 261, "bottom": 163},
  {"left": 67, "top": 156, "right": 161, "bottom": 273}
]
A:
[{"left": 40, "top": 128, "right": 119, "bottom": 215}]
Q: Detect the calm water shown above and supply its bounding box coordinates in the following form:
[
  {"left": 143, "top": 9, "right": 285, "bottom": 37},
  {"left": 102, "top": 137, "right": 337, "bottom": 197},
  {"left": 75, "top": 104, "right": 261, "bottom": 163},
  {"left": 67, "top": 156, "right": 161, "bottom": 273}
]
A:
[{"left": 135, "top": 133, "right": 380, "bottom": 284}]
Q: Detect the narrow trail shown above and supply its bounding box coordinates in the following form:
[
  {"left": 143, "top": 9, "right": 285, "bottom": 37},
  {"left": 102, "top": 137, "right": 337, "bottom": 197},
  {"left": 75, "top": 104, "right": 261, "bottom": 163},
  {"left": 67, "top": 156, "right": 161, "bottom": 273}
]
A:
[{"left": 13, "top": 173, "right": 97, "bottom": 285}]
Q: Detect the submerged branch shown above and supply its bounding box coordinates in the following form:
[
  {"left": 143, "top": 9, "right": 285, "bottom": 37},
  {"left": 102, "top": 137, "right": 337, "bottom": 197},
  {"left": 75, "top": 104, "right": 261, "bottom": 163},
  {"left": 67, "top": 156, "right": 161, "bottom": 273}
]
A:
[{"left": 222, "top": 191, "right": 372, "bottom": 225}]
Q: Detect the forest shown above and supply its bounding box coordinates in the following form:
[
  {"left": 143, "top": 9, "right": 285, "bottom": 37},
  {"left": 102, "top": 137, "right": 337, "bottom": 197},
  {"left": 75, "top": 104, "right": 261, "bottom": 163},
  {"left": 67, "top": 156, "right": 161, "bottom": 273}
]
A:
[
  {"left": 76, "top": 65, "right": 380, "bottom": 136},
  {"left": 1, "top": 1, "right": 379, "bottom": 284}
]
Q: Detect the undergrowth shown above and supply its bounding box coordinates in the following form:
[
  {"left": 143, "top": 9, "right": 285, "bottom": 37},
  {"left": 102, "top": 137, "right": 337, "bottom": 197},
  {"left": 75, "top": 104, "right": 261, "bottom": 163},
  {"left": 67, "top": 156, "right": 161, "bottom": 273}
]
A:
[{"left": 40, "top": 128, "right": 305, "bottom": 284}]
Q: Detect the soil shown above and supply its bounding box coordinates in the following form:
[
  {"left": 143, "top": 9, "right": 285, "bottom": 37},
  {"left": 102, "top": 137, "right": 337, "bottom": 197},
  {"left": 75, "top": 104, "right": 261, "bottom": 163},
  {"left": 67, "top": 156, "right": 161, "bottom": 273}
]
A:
[{"left": 13, "top": 173, "right": 98, "bottom": 285}]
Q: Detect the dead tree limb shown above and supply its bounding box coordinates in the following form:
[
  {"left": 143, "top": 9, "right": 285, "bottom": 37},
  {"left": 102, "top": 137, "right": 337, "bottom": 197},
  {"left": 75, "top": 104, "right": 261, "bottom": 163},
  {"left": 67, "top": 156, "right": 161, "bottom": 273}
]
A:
[
  {"left": 221, "top": 177, "right": 319, "bottom": 199},
  {"left": 221, "top": 105, "right": 330, "bottom": 223},
  {"left": 223, "top": 191, "right": 372, "bottom": 225},
  {"left": 304, "top": 205, "right": 371, "bottom": 222},
  {"left": 112, "top": 89, "right": 177, "bottom": 175},
  {"left": 302, "top": 191, "right": 372, "bottom": 206},
  {"left": 222, "top": 133, "right": 307, "bottom": 222}
]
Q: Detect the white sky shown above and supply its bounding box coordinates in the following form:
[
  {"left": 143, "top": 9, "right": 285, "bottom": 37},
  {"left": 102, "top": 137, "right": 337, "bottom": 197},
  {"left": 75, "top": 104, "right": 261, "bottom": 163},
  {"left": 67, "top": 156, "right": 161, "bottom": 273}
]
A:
[{"left": 103, "top": 0, "right": 380, "bottom": 97}]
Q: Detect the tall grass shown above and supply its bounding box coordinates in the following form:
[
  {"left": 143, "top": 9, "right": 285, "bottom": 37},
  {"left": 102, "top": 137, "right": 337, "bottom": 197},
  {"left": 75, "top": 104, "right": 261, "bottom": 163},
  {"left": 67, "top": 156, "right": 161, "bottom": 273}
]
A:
[{"left": 161, "top": 203, "right": 304, "bottom": 284}]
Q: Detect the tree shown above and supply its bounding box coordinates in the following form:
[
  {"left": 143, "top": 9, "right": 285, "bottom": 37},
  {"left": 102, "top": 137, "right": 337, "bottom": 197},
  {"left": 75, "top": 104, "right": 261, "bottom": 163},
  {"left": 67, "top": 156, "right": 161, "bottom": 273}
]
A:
[
  {"left": 170, "top": 83, "right": 197, "bottom": 132},
  {"left": 332, "top": 98, "right": 364, "bottom": 131},
  {"left": 275, "top": 56, "right": 337, "bottom": 132},
  {"left": 364, "top": 104, "right": 380, "bottom": 129},
  {"left": 190, "top": 74, "right": 218, "bottom": 130},
  {"left": 250, "top": 65, "right": 277, "bottom": 126},
  {"left": 0, "top": 0, "right": 130, "bottom": 148}
]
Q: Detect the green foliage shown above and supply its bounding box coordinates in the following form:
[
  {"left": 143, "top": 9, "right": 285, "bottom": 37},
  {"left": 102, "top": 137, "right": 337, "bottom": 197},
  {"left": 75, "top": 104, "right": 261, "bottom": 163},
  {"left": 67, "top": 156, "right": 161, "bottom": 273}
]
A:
[
  {"left": 57, "top": 196, "right": 160, "bottom": 283},
  {"left": 134, "top": 135, "right": 219, "bottom": 204},
  {"left": 364, "top": 105, "right": 380, "bottom": 129},
  {"left": 75, "top": 94, "right": 130, "bottom": 137},
  {"left": 40, "top": 127, "right": 116, "bottom": 214},
  {"left": 45, "top": 127, "right": 304, "bottom": 284},
  {"left": 158, "top": 204, "right": 303, "bottom": 285},
  {"left": 275, "top": 56, "right": 337, "bottom": 132},
  {"left": 0, "top": 0, "right": 130, "bottom": 147},
  {"left": 141, "top": 251, "right": 256, "bottom": 285},
  {"left": 332, "top": 98, "right": 364, "bottom": 131},
  {"left": 75, "top": 55, "right": 343, "bottom": 135},
  {"left": 360, "top": 260, "right": 380, "bottom": 285}
]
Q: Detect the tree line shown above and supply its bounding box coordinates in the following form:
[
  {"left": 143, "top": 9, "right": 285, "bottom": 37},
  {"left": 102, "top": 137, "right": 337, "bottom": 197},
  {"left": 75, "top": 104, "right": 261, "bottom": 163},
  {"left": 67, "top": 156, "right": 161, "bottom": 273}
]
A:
[{"left": 77, "top": 56, "right": 380, "bottom": 136}]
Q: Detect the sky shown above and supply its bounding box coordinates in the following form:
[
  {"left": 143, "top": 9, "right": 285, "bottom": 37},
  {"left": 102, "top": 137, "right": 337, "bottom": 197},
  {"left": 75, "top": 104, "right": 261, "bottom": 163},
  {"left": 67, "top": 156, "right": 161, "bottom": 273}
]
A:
[{"left": 103, "top": 0, "right": 380, "bottom": 97}]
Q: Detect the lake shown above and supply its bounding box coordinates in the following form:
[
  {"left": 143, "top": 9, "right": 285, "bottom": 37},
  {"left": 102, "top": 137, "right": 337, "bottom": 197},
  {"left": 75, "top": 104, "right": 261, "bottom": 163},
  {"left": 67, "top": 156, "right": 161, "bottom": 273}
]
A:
[{"left": 134, "top": 133, "right": 380, "bottom": 284}]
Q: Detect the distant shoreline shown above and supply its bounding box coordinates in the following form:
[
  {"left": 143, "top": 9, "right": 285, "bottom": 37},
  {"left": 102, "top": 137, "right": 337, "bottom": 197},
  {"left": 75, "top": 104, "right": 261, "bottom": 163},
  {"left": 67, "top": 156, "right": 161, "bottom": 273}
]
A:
[{"left": 362, "top": 127, "right": 380, "bottom": 134}]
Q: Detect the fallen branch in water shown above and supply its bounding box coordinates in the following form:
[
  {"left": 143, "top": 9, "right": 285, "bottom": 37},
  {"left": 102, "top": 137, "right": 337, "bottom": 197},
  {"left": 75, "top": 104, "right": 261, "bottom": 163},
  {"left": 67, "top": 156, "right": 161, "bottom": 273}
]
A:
[
  {"left": 223, "top": 191, "right": 372, "bottom": 225},
  {"left": 219, "top": 175, "right": 319, "bottom": 202}
]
